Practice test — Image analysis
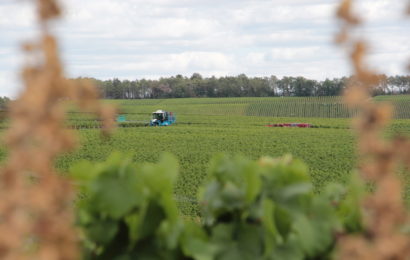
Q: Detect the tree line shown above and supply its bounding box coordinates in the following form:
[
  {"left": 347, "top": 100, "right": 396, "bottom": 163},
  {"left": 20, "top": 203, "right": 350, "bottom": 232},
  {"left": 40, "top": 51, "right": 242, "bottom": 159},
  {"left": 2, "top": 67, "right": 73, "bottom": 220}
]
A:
[
  {"left": 86, "top": 74, "right": 409, "bottom": 99},
  {"left": 0, "top": 97, "right": 10, "bottom": 109}
]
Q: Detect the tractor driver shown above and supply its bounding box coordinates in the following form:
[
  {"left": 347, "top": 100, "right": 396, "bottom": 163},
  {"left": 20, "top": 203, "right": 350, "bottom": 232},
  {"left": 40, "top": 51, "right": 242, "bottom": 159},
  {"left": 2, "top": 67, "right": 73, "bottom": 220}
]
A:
[{"left": 155, "top": 113, "right": 164, "bottom": 122}]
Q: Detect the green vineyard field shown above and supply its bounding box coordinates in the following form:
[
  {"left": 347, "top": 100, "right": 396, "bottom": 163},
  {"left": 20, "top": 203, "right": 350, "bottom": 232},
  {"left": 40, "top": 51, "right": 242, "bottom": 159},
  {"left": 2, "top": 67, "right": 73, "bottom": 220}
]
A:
[
  {"left": 108, "top": 95, "right": 410, "bottom": 119},
  {"left": 1, "top": 96, "right": 409, "bottom": 216}
]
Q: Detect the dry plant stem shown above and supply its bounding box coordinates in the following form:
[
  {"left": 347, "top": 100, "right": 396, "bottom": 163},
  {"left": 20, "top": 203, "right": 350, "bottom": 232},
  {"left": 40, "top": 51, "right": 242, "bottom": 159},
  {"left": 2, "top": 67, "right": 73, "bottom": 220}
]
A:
[
  {"left": 336, "top": 0, "right": 410, "bottom": 259},
  {"left": 408, "top": 1, "right": 410, "bottom": 15},
  {"left": 408, "top": 1, "right": 410, "bottom": 70},
  {"left": 0, "top": 0, "right": 115, "bottom": 259}
]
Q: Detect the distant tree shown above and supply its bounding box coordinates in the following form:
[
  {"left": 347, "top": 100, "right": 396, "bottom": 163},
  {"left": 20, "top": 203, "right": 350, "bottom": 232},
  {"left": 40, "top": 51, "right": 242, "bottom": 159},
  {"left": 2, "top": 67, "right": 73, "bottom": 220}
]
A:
[
  {"left": 190, "top": 73, "right": 202, "bottom": 81},
  {"left": 389, "top": 75, "right": 410, "bottom": 94},
  {"left": 316, "top": 78, "right": 345, "bottom": 96},
  {"left": 205, "top": 76, "right": 218, "bottom": 97},
  {"left": 293, "top": 77, "right": 316, "bottom": 96},
  {"left": 278, "top": 77, "right": 295, "bottom": 96},
  {"left": 268, "top": 76, "right": 279, "bottom": 96},
  {"left": 0, "top": 96, "right": 10, "bottom": 109},
  {"left": 70, "top": 74, "right": 409, "bottom": 99}
]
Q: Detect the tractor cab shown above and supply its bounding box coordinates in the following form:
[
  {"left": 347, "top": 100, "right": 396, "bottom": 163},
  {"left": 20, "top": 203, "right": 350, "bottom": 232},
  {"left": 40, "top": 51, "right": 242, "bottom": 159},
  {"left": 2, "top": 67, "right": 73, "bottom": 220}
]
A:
[
  {"left": 152, "top": 111, "right": 166, "bottom": 121},
  {"left": 150, "top": 110, "right": 176, "bottom": 126}
]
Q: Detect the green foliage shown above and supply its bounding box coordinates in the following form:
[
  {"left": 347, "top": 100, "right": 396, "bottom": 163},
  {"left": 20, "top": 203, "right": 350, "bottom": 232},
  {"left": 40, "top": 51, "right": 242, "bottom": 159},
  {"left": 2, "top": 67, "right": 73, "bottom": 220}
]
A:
[
  {"left": 70, "top": 152, "right": 363, "bottom": 260},
  {"left": 71, "top": 152, "right": 194, "bottom": 259},
  {"left": 198, "top": 154, "right": 359, "bottom": 260},
  {"left": 322, "top": 172, "right": 364, "bottom": 233}
]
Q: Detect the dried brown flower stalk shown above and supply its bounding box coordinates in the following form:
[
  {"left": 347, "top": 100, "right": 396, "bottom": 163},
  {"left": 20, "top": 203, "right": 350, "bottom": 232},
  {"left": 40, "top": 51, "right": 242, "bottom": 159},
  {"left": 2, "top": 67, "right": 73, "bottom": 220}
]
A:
[
  {"left": 408, "top": 1, "right": 410, "bottom": 15},
  {"left": 408, "top": 1, "right": 410, "bottom": 71},
  {"left": 336, "top": 0, "right": 410, "bottom": 259},
  {"left": 0, "top": 0, "right": 115, "bottom": 259}
]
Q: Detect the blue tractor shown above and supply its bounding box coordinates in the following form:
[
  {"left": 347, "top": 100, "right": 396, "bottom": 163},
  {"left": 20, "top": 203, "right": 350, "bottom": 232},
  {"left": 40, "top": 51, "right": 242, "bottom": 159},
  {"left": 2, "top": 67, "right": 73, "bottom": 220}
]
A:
[{"left": 150, "top": 110, "right": 176, "bottom": 126}]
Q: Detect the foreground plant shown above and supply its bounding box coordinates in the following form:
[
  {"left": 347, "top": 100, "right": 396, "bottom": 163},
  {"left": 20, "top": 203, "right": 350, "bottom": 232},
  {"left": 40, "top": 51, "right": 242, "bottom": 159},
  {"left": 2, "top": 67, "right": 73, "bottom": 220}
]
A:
[
  {"left": 71, "top": 152, "right": 362, "bottom": 260},
  {"left": 0, "top": 0, "right": 115, "bottom": 259},
  {"left": 199, "top": 154, "right": 362, "bottom": 260},
  {"left": 336, "top": 0, "right": 410, "bottom": 258}
]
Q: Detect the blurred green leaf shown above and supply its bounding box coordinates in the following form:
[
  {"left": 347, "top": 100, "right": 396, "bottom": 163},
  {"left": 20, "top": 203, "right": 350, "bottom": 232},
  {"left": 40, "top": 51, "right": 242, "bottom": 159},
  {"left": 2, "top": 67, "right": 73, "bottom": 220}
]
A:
[
  {"left": 71, "top": 152, "right": 364, "bottom": 260},
  {"left": 86, "top": 219, "right": 118, "bottom": 245}
]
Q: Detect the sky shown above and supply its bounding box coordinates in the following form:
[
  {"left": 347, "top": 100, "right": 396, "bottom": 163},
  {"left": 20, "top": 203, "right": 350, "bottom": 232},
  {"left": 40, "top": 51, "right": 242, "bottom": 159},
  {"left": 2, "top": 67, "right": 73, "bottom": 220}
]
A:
[{"left": 0, "top": 0, "right": 409, "bottom": 97}]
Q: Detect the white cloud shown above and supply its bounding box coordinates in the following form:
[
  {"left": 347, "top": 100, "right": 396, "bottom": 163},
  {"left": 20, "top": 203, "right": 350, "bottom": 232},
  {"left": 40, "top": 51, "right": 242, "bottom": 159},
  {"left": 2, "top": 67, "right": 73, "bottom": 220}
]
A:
[
  {"left": 0, "top": 1, "right": 35, "bottom": 28},
  {"left": 0, "top": 71, "right": 22, "bottom": 98},
  {"left": 66, "top": 51, "right": 235, "bottom": 79},
  {"left": 0, "top": 0, "right": 409, "bottom": 97},
  {"left": 356, "top": 0, "right": 408, "bottom": 23}
]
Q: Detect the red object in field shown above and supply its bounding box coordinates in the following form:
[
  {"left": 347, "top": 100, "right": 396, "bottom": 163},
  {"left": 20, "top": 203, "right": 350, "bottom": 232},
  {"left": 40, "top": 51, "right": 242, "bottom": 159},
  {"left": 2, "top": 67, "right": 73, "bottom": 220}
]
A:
[{"left": 266, "top": 123, "right": 311, "bottom": 128}]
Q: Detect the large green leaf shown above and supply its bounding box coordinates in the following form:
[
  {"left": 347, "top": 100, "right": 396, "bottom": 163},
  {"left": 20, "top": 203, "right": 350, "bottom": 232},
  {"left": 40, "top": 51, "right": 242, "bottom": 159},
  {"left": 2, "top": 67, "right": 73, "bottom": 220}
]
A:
[
  {"left": 89, "top": 172, "right": 141, "bottom": 219},
  {"left": 85, "top": 219, "right": 119, "bottom": 245}
]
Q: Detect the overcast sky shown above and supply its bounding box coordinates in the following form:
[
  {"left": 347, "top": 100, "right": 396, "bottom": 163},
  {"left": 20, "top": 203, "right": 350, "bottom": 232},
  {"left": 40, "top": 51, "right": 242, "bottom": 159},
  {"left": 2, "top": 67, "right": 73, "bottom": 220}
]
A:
[{"left": 0, "top": 0, "right": 409, "bottom": 97}]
